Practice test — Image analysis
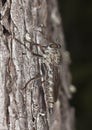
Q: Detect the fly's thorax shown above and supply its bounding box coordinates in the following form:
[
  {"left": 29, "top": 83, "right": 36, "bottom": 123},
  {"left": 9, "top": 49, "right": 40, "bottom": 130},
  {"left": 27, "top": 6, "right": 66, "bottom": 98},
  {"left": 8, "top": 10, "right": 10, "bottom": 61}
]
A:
[{"left": 42, "top": 42, "right": 61, "bottom": 65}]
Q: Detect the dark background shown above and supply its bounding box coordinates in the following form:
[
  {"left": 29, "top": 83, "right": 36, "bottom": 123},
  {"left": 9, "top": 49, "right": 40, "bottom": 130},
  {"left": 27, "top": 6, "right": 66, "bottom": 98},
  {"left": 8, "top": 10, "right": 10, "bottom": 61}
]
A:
[{"left": 58, "top": 0, "right": 92, "bottom": 130}]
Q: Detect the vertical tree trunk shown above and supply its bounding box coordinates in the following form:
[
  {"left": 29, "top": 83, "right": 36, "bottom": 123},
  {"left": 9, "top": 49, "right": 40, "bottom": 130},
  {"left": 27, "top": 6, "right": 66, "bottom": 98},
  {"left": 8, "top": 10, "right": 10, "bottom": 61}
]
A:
[{"left": 0, "top": 0, "right": 75, "bottom": 130}]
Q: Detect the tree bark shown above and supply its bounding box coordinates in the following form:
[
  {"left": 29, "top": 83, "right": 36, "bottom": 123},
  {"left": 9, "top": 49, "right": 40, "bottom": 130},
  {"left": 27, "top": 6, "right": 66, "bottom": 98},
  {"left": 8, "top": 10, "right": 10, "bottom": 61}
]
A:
[{"left": 0, "top": 0, "right": 75, "bottom": 130}]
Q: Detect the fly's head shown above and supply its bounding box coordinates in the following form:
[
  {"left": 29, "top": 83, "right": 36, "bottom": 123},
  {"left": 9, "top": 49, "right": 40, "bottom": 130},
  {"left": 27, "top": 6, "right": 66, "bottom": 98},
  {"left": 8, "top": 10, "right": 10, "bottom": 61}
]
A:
[{"left": 43, "top": 42, "right": 61, "bottom": 65}]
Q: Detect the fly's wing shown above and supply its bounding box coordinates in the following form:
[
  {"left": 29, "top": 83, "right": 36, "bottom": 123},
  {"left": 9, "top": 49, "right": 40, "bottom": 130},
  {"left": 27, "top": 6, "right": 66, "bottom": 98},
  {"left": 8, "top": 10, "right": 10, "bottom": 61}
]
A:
[{"left": 53, "top": 66, "right": 61, "bottom": 102}]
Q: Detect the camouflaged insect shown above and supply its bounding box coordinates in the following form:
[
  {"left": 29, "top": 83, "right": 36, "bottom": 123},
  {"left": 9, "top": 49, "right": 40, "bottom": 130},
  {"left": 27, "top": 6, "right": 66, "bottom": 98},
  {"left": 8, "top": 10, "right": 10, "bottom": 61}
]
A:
[
  {"left": 25, "top": 32, "right": 61, "bottom": 113},
  {"left": 39, "top": 42, "right": 61, "bottom": 113}
]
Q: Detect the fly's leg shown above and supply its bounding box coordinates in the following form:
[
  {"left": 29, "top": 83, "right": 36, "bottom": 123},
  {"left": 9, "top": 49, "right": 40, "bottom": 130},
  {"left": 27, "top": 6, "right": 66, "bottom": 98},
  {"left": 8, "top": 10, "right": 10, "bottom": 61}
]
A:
[
  {"left": 14, "top": 36, "right": 47, "bottom": 59},
  {"left": 22, "top": 74, "right": 44, "bottom": 90},
  {"left": 25, "top": 32, "right": 47, "bottom": 49}
]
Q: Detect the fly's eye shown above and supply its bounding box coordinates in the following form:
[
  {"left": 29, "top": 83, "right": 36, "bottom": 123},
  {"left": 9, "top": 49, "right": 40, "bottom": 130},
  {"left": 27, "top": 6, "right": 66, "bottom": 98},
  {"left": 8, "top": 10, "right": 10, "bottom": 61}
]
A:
[
  {"left": 49, "top": 43, "right": 61, "bottom": 48},
  {"left": 49, "top": 43, "right": 58, "bottom": 48}
]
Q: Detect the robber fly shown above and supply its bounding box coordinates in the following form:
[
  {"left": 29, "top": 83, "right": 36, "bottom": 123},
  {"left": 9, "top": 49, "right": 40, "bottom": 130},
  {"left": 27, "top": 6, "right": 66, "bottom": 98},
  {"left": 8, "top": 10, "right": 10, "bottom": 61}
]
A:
[
  {"left": 16, "top": 31, "right": 61, "bottom": 113},
  {"left": 41, "top": 42, "right": 61, "bottom": 113}
]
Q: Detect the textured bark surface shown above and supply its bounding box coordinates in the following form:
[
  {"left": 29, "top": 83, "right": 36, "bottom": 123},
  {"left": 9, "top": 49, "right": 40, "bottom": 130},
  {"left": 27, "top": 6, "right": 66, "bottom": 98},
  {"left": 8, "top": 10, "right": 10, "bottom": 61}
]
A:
[{"left": 0, "top": 0, "right": 75, "bottom": 130}]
